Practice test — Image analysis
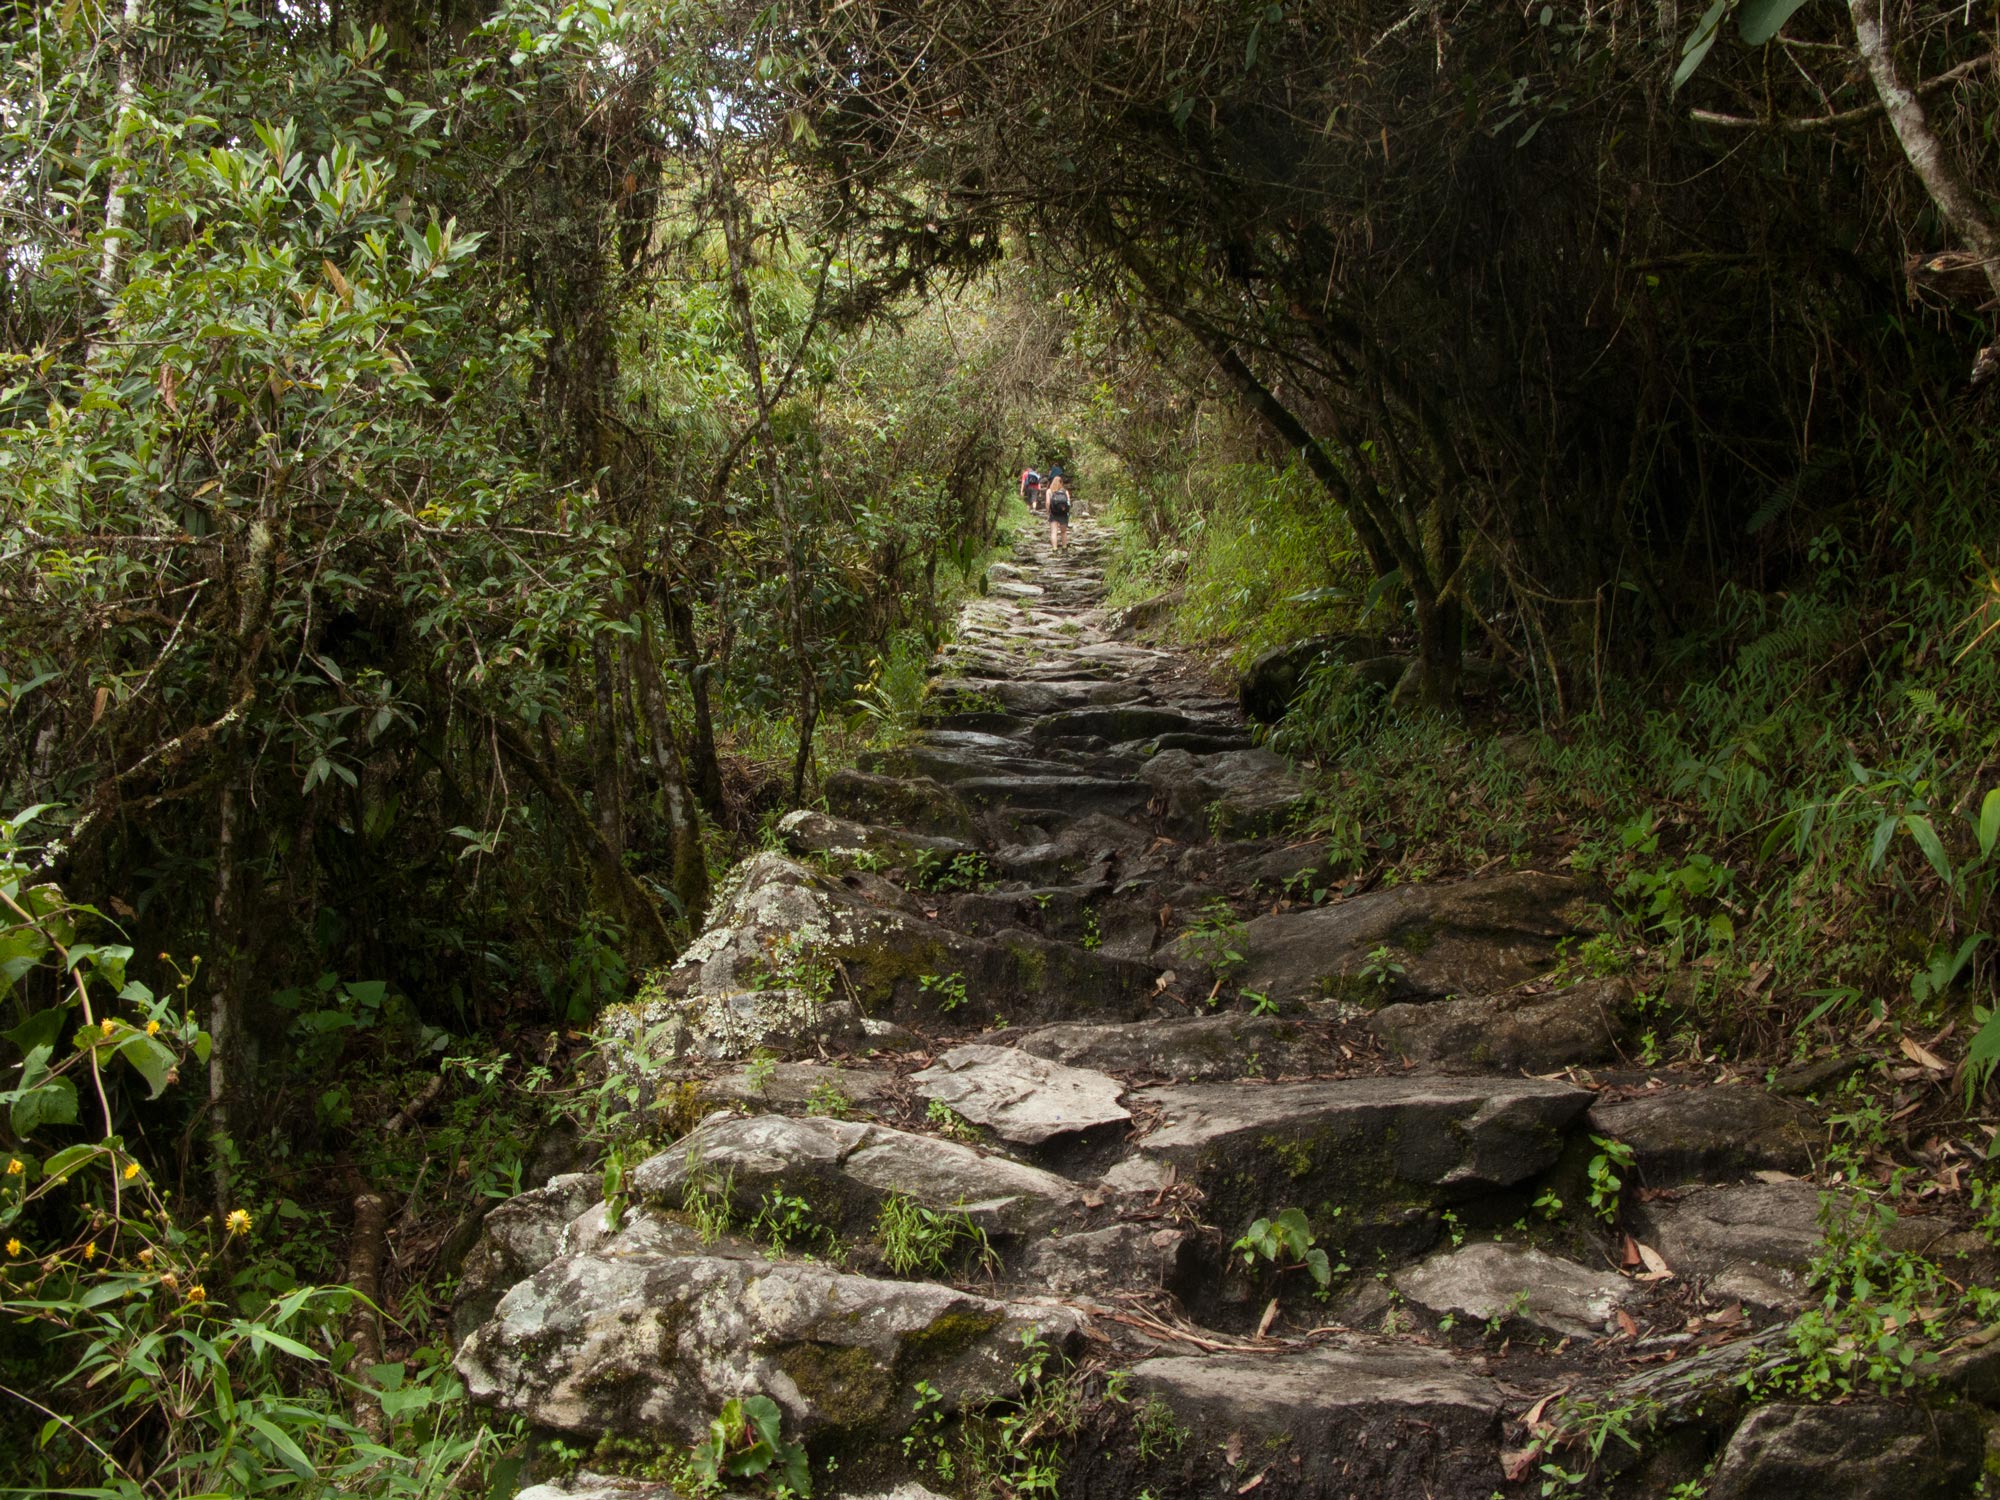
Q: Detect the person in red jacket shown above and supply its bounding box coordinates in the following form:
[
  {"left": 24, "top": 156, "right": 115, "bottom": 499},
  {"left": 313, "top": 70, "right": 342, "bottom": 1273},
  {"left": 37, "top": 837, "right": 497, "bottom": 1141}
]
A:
[{"left": 1019, "top": 467, "right": 1043, "bottom": 513}]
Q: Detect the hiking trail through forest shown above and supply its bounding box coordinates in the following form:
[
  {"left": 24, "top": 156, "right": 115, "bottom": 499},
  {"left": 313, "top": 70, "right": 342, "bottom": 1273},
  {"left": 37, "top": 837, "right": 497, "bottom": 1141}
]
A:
[{"left": 452, "top": 519, "right": 1985, "bottom": 1500}]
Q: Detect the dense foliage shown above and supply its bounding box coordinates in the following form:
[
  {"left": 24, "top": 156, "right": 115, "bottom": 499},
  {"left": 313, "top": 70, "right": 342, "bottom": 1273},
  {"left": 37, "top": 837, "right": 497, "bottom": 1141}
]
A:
[{"left": 1, "top": 0, "right": 1998, "bottom": 1490}]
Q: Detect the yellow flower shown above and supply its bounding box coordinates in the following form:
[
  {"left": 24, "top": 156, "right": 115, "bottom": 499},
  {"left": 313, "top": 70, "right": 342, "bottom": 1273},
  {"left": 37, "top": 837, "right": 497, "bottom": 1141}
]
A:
[
  {"left": 145, "top": 1019, "right": 160, "bottom": 1037},
  {"left": 81, "top": 1242, "right": 95, "bottom": 1260},
  {"left": 137, "top": 1247, "right": 154, "bottom": 1265},
  {"left": 5, "top": 1239, "right": 20, "bottom": 1257},
  {"left": 186, "top": 1284, "right": 205, "bottom": 1304},
  {"left": 5, "top": 1159, "right": 21, "bottom": 1177},
  {"left": 122, "top": 1162, "right": 140, "bottom": 1181},
  {"left": 225, "top": 1209, "right": 251, "bottom": 1236},
  {"left": 98, "top": 1018, "right": 114, "bottom": 1037}
]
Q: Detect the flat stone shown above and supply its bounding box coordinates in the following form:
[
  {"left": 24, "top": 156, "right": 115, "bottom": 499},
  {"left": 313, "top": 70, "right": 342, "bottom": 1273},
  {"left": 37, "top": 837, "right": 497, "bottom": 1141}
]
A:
[
  {"left": 952, "top": 774, "right": 1150, "bottom": 816},
  {"left": 824, "top": 769, "right": 978, "bottom": 838},
  {"left": 775, "top": 809, "right": 973, "bottom": 870},
  {"left": 1229, "top": 870, "right": 1587, "bottom": 1005},
  {"left": 911, "top": 1044, "right": 1130, "bottom": 1144},
  {"left": 516, "top": 1475, "right": 678, "bottom": 1500},
  {"left": 1706, "top": 1401, "right": 1981, "bottom": 1500},
  {"left": 698, "top": 1061, "right": 897, "bottom": 1114},
  {"left": 1140, "top": 747, "right": 1310, "bottom": 839},
  {"left": 1127, "top": 1076, "right": 1591, "bottom": 1258},
  {"left": 628, "top": 1113, "right": 1082, "bottom": 1238},
  {"left": 1394, "top": 1241, "right": 1640, "bottom": 1339},
  {"left": 1005, "top": 1015, "right": 1342, "bottom": 1081},
  {"left": 1031, "top": 705, "right": 1216, "bottom": 743},
  {"left": 1588, "top": 1085, "right": 1818, "bottom": 1184},
  {"left": 1368, "top": 978, "right": 1633, "bottom": 1074},
  {"left": 1018, "top": 1223, "right": 1192, "bottom": 1298},
  {"left": 1631, "top": 1181, "right": 1822, "bottom": 1308},
  {"left": 457, "top": 1251, "right": 1083, "bottom": 1443},
  {"left": 1076, "top": 1341, "right": 1503, "bottom": 1498}
]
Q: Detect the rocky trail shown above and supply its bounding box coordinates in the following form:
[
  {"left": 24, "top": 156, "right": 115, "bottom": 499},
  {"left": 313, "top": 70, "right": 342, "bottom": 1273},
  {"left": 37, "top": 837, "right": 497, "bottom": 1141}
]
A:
[{"left": 454, "top": 522, "right": 1994, "bottom": 1500}]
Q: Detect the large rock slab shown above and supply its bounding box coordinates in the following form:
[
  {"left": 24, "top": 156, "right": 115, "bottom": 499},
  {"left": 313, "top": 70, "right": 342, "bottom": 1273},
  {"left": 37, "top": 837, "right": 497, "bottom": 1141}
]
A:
[
  {"left": 457, "top": 1251, "right": 1083, "bottom": 1443},
  {"left": 911, "top": 1044, "right": 1130, "bottom": 1144},
  {"left": 1705, "top": 1401, "right": 1981, "bottom": 1500},
  {"left": 1587, "top": 1085, "right": 1818, "bottom": 1184},
  {"left": 1139, "top": 748, "right": 1310, "bottom": 839},
  {"left": 1018, "top": 1222, "right": 1192, "bottom": 1298},
  {"left": 1128, "top": 1076, "right": 1591, "bottom": 1258},
  {"left": 824, "top": 769, "right": 978, "bottom": 839},
  {"left": 629, "top": 1113, "right": 1082, "bottom": 1238},
  {"left": 776, "top": 809, "right": 974, "bottom": 872},
  {"left": 1394, "top": 1241, "right": 1639, "bottom": 1339},
  {"left": 1030, "top": 705, "right": 1218, "bottom": 743},
  {"left": 611, "top": 853, "right": 1165, "bottom": 1062},
  {"left": 1229, "top": 871, "right": 1587, "bottom": 1006},
  {"left": 1069, "top": 1341, "right": 1503, "bottom": 1500},
  {"left": 1005, "top": 1015, "right": 1343, "bottom": 1081},
  {"left": 1631, "top": 1180, "right": 1822, "bottom": 1308},
  {"left": 451, "top": 1173, "right": 600, "bottom": 1344},
  {"left": 1367, "top": 978, "right": 1634, "bottom": 1074}
]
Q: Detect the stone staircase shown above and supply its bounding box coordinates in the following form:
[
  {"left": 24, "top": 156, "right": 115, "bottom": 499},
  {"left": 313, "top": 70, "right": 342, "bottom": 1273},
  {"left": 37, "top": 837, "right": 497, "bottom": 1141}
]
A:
[{"left": 455, "top": 519, "right": 1991, "bottom": 1500}]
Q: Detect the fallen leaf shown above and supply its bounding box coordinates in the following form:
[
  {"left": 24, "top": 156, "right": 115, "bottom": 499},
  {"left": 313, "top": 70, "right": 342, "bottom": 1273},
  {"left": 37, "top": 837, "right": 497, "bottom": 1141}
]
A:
[
  {"left": 1751, "top": 1170, "right": 1801, "bottom": 1184},
  {"left": 1635, "top": 1241, "right": 1674, "bottom": 1280},
  {"left": 91, "top": 685, "right": 108, "bottom": 724},
  {"left": 1616, "top": 1308, "right": 1639, "bottom": 1338},
  {"left": 1257, "top": 1298, "right": 1280, "bottom": 1338},
  {"left": 1521, "top": 1389, "right": 1566, "bottom": 1430},
  {"left": 1621, "top": 1234, "right": 1643, "bottom": 1268},
  {"left": 1501, "top": 1446, "right": 1541, "bottom": 1482},
  {"left": 1154, "top": 970, "right": 1176, "bottom": 992},
  {"left": 1224, "top": 1432, "right": 1243, "bottom": 1467},
  {"left": 1901, "top": 1035, "right": 1947, "bottom": 1071}
]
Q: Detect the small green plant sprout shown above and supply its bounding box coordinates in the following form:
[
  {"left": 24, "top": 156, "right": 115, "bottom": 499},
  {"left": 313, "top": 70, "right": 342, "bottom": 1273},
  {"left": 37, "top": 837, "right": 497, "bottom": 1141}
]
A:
[
  {"left": 1134, "top": 1396, "right": 1188, "bottom": 1460},
  {"left": 689, "top": 1394, "right": 811, "bottom": 1497},
  {"left": 1232, "top": 1207, "right": 1332, "bottom": 1289},
  {"left": 876, "top": 1192, "right": 996, "bottom": 1276},
  {"left": 751, "top": 1189, "right": 821, "bottom": 1257},
  {"left": 1243, "top": 989, "right": 1278, "bottom": 1016},
  {"left": 681, "top": 1153, "right": 736, "bottom": 1244},
  {"left": 1586, "top": 1136, "right": 1636, "bottom": 1222},
  {"left": 804, "top": 1079, "right": 852, "bottom": 1118},
  {"left": 1534, "top": 1188, "right": 1565, "bottom": 1221},
  {"left": 745, "top": 1050, "right": 778, "bottom": 1096},
  {"left": 1182, "top": 898, "right": 1246, "bottom": 978},
  {"left": 918, "top": 970, "right": 969, "bottom": 1014},
  {"left": 1357, "top": 943, "right": 1406, "bottom": 988},
  {"left": 927, "top": 1097, "right": 980, "bottom": 1142},
  {"left": 1080, "top": 907, "right": 1102, "bottom": 951}
]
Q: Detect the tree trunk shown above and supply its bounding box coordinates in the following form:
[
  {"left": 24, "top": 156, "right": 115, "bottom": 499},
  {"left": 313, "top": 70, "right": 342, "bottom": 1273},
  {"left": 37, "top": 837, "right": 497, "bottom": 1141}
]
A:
[
  {"left": 1849, "top": 0, "right": 2000, "bottom": 375},
  {"left": 633, "top": 609, "right": 711, "bottom": 927}
]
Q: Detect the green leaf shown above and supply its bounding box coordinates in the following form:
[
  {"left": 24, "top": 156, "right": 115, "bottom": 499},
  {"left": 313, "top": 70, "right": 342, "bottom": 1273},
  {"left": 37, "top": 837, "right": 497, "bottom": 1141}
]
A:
[
  {"left": 1672, "top": 0, "right": 1730, "bottom": 91},
  {"left": 112, "top": 1034, "right": 176, "bottom": 1099},
  {"left": 1739, "top": 0, "right": 1815, "bottom": 44},
  {"left": 5, "top": 1005, "right": 67, "bottom": 1058},
  {"left": 1978, "top": 788, "right": 2000, "bottom": 859},
  {"left": 1903, "top": 813, "right": 1953, "bottom": 883},
  {"left": 42, "top": 1143, "right": 99, "bottom": 1183},
  {"left": 11, "top": 1077, "right": 77, "bottom": 1137},
  {"left": 247, "top": 1326, "right": 324, "bottom": 1363},
  {"left": 244, "top": 1412, "right": 318, "bottom": 1479}
]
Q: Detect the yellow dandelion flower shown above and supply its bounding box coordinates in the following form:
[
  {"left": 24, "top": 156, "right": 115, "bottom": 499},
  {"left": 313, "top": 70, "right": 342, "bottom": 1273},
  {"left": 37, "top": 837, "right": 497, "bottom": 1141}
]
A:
[
  {"left": 81, "top": 1242, "right": 95, "bottom": 1260},
  {"left": 224, "top": 1208, "right": 252, "bottom": 1236},
  {"left": 137, "top": 1247, "right": 154, "bottom": 1265},
  {"left": 186, "top": 1284, "right": 205, "bottom": 1304},
  {"left": 145, "top": 1019, "right": 160, "bottom": 1037},
  {"left": 5, "top": 1159, "right": 22, "bottom": 1176},
  {"left": 122, "top": 1162, "right": 140, "bottom": 1181},
  {"left": 98, "top": 1018, "right": 114, "bottom": 1037},
  {"left": 5, "top": 1239, "right": 20, "bottom": 1257}
]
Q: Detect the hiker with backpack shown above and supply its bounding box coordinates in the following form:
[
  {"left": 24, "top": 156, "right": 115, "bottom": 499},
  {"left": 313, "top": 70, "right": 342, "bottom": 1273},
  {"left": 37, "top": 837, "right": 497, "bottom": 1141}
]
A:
[
  {"left": 1020, "top": 467, "right": 1043, "bottom": 513},
  {"left": 1045, "top": 471, "right": 1072, "bottom": 549}
]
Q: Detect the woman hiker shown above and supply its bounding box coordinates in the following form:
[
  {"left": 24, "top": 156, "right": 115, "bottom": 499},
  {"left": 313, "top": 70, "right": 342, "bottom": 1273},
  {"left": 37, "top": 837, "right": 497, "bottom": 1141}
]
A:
[{"left": 1045, "top": 471, "right": 1072, "bottom": 550}]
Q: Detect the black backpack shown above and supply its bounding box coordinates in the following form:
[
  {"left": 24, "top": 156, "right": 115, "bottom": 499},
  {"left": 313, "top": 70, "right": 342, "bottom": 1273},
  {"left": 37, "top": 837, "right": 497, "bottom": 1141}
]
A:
[{"left": 1048, "top": 489, "right": 1071, "bottom": 519}]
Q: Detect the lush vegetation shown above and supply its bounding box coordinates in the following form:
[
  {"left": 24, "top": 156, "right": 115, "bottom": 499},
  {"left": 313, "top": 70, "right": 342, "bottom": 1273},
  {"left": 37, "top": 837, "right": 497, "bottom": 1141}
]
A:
[{"left": 2, "top": 0, "right": 1999, "bottom": 1490}]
